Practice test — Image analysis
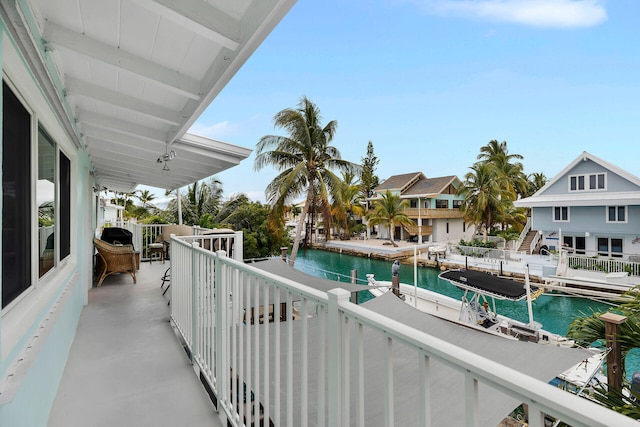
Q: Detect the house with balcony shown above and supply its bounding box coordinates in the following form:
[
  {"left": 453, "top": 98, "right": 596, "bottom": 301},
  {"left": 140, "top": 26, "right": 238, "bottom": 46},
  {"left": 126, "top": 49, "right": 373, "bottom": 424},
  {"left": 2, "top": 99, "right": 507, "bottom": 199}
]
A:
[
  {"left": 514, "top": 151, "right": 640, "bottom": 261},
  {"left": 0, "top": 1, "right": 634, "bottom": 426},
  {"left": 370, "top": 172, "right": 475, "bottom": 243}
]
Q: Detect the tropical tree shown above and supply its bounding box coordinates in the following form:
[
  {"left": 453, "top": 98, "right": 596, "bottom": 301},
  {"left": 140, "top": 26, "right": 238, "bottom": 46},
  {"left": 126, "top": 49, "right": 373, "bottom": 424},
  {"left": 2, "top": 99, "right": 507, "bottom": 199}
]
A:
[
  {"left": 526, "top": 172, "right": 548, "bottom": 197},
  {"left": 360, "top": 140, "right": 380, "bottom": 206},
  {"left": 477, "top": 139, "right": 528, "bottom": 199},
  {"left": 365, "top": 190, "right": 413, "bottom": 247},
  {"left": 331, "top": 172, "right": 365, "bottom": 239},
  {"left": 457, "top": 162, "right": 504, "bottom": 242},
  {"left": 255, "top": 96, "right": 359, "bottom": 265},
  {"left": 136, "top": 189, "right": 156, "bottom": 209}
]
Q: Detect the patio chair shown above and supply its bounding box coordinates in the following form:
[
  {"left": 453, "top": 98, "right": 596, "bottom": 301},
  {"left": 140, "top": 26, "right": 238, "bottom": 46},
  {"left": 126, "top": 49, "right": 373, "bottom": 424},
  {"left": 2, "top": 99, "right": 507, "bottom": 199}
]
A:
[{"left": 94, "top": 238, "right": 137, "bottom": 287}]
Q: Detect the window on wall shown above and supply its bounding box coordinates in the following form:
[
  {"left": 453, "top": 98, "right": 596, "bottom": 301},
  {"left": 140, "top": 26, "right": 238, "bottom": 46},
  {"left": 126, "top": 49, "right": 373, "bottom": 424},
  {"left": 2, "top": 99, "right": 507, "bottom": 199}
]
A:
[
  {"left": 435, "top": 199, "right": 448, "bottom": 209},
  {"left": 570, "top": 173, "right": 605, "bottom": 192},
  {"left": 598, "top": 237, "right": 623, "bottom": 258},
  {"left": 2, "top": 80, "right": 72, "bottom": 308},
  {"left": 38, "top": 128, "right": 56, "bottom": 277},
  {"left": 553, "top": 206, "right": 569, "bottom": 222},
  {"left": 452, "top": 200, "right": 462, "bottom": 209},
  {"left": 607, "top": 206, "right": 627, "bottom": 223},
  {"left": 3, "top": 81, "right": 32, "bottom": 308}
]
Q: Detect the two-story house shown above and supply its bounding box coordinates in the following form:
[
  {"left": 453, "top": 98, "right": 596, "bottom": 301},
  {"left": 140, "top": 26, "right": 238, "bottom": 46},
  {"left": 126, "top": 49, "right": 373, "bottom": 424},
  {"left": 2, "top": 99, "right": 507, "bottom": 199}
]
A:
[
  {"left": 369, "top": 172, "right": 475, "bottom": 244},
  {"left": 514, "top": 152, "right": 640, "bottom": 259}
]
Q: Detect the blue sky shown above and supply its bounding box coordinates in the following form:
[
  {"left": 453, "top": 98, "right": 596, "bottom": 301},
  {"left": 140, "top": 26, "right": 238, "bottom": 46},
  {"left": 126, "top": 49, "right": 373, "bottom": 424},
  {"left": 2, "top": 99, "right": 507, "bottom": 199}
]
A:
[{"left": 183, "top": 0, "right": 639, "bottom": 204}]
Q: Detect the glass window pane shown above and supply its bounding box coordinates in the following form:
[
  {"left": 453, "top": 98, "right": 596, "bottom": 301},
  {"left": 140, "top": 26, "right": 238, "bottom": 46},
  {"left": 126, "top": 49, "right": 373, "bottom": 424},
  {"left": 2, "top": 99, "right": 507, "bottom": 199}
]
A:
[
  {"left": 618, "top": 206, "right": 625, "bottom": 222},
  {"left": 578, "top": 176, "right": 585, "bottom": 190},
  {"left": 598, "top": 238, "right": 609, "bottom": 255},
  {"left": 561, "top": 207, "right": 568, "bottom": 221},
  {"left": 612, "top": 238, "right": 623, "bottom": 257},
  {"left": 38, "top": 127, "right": 56, "bottom": 277},
  {"left": 589, "top": 175, "right": 596, "bottom": 189},
  {"left": 60, "top": 151, "right": 71, "bottom": 259},
  {"left": 570, "top": 176, "right": 577, "bottom": 191},
  {"left": 598, "top": 174, "right": 605, "bottom": 189},
  {"left": 609, "top": 207, "right": 616, "bottom": 222}
]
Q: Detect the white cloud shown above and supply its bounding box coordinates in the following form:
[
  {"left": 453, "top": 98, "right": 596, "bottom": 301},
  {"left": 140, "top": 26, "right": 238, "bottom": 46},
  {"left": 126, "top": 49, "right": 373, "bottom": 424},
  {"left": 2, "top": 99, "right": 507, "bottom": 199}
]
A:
[{"left": 414, "top": 0, "right": 607, "bottom": 28}]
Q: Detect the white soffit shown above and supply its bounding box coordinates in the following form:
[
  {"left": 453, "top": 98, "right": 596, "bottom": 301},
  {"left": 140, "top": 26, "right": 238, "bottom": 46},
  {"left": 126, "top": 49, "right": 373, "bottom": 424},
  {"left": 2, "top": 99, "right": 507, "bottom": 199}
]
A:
[{"left": 10, "top": 0, "right": 296, "bottom": 192}]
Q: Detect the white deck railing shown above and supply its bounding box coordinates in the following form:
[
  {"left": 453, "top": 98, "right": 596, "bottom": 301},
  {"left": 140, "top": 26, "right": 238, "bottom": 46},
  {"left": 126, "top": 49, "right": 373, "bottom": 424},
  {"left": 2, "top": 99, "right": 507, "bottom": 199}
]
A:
[
  {"left": 169, "top": 239, "right": 634, "bottom": 427},
  {"left": 512, "top": 217, "right": 531, "bottom": 251},
  {"left": 567, "top": 255, "right": 640, "bottom": 277}
]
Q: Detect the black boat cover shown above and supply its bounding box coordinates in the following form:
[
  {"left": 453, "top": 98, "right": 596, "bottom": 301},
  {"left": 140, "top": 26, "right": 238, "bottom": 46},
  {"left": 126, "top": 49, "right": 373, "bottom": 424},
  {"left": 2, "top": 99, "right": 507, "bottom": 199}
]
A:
[{"left": 439, "top": 269, "right": 538, "bottom": 301}]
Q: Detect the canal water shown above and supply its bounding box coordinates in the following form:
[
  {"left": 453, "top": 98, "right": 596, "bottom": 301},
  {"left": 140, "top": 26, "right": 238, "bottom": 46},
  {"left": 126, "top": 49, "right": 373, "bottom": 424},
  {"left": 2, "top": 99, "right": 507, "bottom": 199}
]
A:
[{"left": 292, "top": 248, "right": 640, "bottom": 379}]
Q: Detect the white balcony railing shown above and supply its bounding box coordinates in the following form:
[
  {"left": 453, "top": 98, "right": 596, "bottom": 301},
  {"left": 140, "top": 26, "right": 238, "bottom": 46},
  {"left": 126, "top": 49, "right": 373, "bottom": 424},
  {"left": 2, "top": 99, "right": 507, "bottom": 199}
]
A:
[{"left": 168, "top": 238, "right": 634, "bottom": 427}]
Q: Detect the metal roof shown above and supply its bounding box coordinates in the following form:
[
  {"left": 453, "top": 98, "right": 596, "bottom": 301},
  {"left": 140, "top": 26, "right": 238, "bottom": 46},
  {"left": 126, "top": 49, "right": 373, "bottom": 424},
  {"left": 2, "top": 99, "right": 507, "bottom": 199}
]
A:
[{"left": 2, "top": 0, "right": 296, "bottom": 193}]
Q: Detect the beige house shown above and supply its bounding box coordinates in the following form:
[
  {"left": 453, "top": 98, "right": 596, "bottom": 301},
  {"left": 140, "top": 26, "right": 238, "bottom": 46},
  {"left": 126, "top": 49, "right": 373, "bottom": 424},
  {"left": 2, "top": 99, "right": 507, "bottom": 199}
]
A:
[{"left": 369, "top": 172, "right": 475, "bottom": 243}]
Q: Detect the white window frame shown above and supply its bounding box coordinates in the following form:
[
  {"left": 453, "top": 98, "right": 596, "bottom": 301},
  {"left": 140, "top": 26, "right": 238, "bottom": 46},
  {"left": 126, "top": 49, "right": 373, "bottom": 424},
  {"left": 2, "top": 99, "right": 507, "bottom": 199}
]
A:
[
  {"left": 552, "top": 206, "right": 570, "bottom": 222},
  {"left": 568, "top": 172, "right": 606, "bottom": 192},
  {"left": 606, "top": 205, "right": 627, "bottom": 224}
]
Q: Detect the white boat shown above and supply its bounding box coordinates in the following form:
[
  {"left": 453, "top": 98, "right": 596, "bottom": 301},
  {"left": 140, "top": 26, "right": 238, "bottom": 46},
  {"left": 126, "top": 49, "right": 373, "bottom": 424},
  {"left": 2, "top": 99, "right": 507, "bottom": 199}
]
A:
[{"left": 366, "top": 268, "right": 606, "bottom": 394}]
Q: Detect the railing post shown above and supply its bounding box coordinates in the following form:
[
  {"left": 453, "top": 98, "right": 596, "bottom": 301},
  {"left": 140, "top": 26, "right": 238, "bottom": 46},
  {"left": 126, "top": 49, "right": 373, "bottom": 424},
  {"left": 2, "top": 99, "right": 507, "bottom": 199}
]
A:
[
  {"left": 191, "top": 241, "right": 200, "bottom": 365},
  {"left": 214, "top": 250, "right": 228, "bottom": 416},
  {"left": 328, "top": 288, "right": 350, "bottom": 427},
  {"left": 233, "top": 231, "right": 243, "bottom": 261}
]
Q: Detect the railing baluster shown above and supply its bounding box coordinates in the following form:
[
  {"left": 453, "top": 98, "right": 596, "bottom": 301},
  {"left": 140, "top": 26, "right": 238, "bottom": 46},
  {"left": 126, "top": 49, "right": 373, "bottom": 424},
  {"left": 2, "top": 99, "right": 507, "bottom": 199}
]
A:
[
  {"left": 301, "top": 297, "right": 309, "bottom": 427},
  {"left": 464, "top": 372, "right": 479, "bottom": 427}
]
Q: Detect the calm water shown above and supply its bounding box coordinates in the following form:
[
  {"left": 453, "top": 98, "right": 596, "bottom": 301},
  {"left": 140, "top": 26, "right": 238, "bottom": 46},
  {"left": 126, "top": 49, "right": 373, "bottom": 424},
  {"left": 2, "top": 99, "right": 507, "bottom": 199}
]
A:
[{"left": 292, "top": 248, "right": 640, "bottom": 379}]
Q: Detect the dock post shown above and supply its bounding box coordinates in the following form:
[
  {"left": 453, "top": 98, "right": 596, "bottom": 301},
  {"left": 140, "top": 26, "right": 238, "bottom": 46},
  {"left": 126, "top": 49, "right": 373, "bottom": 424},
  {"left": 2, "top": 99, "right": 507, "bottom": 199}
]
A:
[
  {"left": 350, "top": 269, "right": 358, "bottom": 304},
  {"left": 600, "top": 312, "right": 628, "bottom": 392},
  {"left": 280, "top": 246, "right": 288, "bottom": 262}
]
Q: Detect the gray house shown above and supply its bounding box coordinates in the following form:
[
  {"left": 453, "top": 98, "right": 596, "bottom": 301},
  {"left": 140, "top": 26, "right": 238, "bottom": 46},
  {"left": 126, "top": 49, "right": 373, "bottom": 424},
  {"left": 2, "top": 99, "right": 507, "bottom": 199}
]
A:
[{"left": 515, "top": 151, "right": 640, "bottom": 259}]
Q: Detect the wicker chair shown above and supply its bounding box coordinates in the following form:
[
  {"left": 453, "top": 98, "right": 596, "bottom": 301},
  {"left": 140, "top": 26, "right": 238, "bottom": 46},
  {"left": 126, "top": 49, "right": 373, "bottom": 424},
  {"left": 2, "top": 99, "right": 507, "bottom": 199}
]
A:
[{"left": 94, "top": 238, "right": 137, "bottom": 287}]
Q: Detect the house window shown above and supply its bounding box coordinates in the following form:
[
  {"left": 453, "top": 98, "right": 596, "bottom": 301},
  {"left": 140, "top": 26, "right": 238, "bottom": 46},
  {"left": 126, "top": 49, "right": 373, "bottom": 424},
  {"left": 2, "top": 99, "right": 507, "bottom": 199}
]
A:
[
  {"left": 569, "top": 173, "right": 605, "bottom": 192},
  {"left": 553, "top": 206, "right": 569, "bottom": 222},
  {"left": 463, "top": 222, "right": 466, "bottom": 232},
  {"left": 3, "top": 81, "right": 32, "bottom": 308},
  {"left": 598, "top": 237, "right": 623, "bottom": 258},
  {"left": 446, "top": 222, "right": 449, "bottom": 234},
  {"left": 607, "top": 206, "right": 627, "bottom": 223},
  {"left": 452, "top": 200, "right": 462, "bottom": 209},
  {"left": 2, "top": 81, "right": 72, "bottom": 308},
  {"left": 410, "top": 199, "right": 417, "bottom": 208},
  {"left": 435, "top": 200, "right": 448, "bottom": 209},
  {"left": 38, "top": 128, "right": 56, "bottom": 277}
]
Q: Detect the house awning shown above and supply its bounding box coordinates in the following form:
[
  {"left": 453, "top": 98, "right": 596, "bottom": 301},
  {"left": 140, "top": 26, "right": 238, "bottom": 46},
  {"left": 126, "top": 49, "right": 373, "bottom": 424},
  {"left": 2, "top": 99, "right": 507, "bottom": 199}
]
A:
[{"left": 3, "top": 0, "right": 296, "bottom": 193}]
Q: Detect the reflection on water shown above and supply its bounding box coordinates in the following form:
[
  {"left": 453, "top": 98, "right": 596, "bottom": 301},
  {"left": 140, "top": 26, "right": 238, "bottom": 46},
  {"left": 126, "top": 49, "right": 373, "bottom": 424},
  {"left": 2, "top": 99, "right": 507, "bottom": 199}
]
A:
[{"left": 292, "top": 248, "right": 640, "bottom": 379}]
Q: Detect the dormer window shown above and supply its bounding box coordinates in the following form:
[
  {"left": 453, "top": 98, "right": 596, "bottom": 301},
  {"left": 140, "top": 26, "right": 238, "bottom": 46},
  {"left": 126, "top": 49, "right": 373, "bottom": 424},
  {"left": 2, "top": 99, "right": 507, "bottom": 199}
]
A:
[{"left": 569, "top": 173, "right": 605, "bottom": 191}]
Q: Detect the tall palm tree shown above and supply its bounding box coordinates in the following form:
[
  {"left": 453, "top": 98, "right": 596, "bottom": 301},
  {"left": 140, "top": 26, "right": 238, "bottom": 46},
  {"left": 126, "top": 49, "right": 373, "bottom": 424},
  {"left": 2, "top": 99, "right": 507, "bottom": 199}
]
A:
[
  {"left": 136, "top": 189, "right": 156, "bottom": 209},
  {"left": 526, "top": 172, "right": 547, "bottom": 197},
  {"left": 332, "top": 172, "right": 365, "bottom": 239},
  {"left": 365, "top": 190, "right": 413, "bottom": 247},
  {"left": 477, "top": 139, "right": 527, "bottom": 199},
  {"left": 255, "top": 96, "right": 359, "bottom": 265},
  {"left": 457, "top": 162, "right": 504, "bottom": 242}
]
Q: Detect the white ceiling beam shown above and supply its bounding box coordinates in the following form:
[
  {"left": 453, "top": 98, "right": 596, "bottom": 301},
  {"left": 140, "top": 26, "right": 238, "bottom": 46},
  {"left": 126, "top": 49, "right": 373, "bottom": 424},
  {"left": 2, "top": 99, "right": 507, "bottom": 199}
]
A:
[
  {"left": 45, "top": 22, "right": 202, "bottom": 100},
  {"left": 79, "top": 110, "right": 169, "bottom": 143},
  {"left": 130, "top": 0, "right": 241, "bottom": 50},
  {"left": 65, "top": 76, "right": 182, "bottom": 126}
]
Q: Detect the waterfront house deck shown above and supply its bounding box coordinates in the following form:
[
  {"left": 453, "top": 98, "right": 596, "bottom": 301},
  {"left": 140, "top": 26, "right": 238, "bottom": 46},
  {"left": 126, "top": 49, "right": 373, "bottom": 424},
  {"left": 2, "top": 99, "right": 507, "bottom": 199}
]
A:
[
  {"left": 47, "top": 260, "right": 223, "bottom": 427},
  {"left": 46, "top": 231, "right": 636, "bottom": 427}
]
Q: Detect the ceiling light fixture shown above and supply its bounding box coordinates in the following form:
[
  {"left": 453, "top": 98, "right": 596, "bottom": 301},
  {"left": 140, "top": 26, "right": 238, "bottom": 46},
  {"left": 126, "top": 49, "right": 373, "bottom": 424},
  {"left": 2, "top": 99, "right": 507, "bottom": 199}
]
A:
[{"left": 157, "top": 145, "right": 177, "bottom": 174}]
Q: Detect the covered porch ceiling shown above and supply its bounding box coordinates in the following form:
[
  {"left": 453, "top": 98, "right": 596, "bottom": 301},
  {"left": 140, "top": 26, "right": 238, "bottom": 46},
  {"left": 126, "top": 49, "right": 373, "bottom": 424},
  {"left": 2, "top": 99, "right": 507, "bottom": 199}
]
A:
[{"left": 2, "top": 0, "right": 296, "bottom": 193}]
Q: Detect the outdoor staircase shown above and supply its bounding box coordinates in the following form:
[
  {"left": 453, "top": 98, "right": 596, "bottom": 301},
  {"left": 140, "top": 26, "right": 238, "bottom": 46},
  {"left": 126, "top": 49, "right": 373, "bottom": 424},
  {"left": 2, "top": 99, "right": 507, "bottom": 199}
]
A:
[{"left": 518, "top": 230, "right": 539, "bottom": 254}]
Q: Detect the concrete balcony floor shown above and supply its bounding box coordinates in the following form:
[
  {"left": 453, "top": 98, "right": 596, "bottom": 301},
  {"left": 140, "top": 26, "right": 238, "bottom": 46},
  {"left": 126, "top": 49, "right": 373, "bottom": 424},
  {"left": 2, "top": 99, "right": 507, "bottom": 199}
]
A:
[{"left": 48, "top": 259, "right": 223, "bottom": 427}]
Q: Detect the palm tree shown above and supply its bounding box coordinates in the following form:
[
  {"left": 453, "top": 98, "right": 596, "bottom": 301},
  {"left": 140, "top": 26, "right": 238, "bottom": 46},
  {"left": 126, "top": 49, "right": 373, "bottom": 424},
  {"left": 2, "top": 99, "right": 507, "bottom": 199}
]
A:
[
  {"left": 365, "top": 190, "right": 413, "bottom": 247},
  {"left": 136, "top": 189, "right": 156, "bottom": 209},
  {"left": 255, "top": 96, "right": 359, "bottom": 265},
  {"left": 526, "top": 172, "right": 547, "bottom": 197},
  {"left": 457, "top": 162, "right": 504, "bottom": 242},
  {"left": 477, "top": 139, "right": 527, "bottom": 199},
  {"left": 332, "top": 172, "right": 365, "bottom": 239}
]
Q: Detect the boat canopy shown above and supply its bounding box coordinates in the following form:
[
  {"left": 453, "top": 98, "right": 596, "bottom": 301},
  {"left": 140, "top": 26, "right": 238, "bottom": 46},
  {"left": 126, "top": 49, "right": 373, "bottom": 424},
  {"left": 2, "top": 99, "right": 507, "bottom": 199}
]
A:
[{"left": 439, "top": 269, "right": 539, "bottom": 301}]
